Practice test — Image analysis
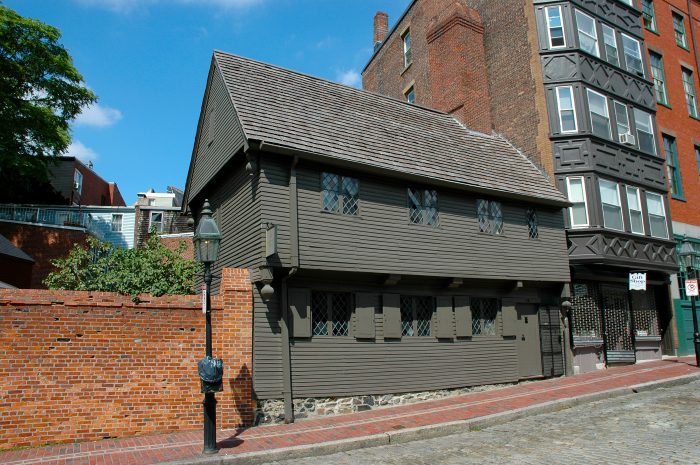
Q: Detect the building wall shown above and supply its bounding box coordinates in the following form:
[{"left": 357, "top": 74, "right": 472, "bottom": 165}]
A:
[
  {"left": 0, "top": 222, "right": 89, "bottom": 289},
  {"left": 48, "top": 158, "right": 125, "bottom": 207},
  {"left": 0, "top": 255, "right": 33, "bottom": 288},
  {"left": 0, "top": 269, "right": 253, "bottom": 450},
  {"left": 86, "top": 209, "right": 135, "bottom": 249}
]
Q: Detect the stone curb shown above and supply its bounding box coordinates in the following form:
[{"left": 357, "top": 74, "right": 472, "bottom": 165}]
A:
[{"left": 161, "top": 372, "right": 700, "bottom": 465}]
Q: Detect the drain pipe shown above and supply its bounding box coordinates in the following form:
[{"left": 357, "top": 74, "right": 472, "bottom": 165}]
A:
[
  {"left": 280, "top": 156, "right": 300, "bottom": 423},
  {"left": 689, "top": 0, "right": 700, "bottom": 76}
]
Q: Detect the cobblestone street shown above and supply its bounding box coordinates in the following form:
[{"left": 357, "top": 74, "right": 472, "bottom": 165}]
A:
[{"left": 264, "top": 380, "right": 700, "bottom": 465}]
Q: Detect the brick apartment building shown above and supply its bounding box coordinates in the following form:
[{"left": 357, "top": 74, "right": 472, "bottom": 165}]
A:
[
  {"left": 364, "top": 0, "right": 681, "bottom": 372},
  {"left": 640, "top": 0, "right": 700, "bottom": 355}
]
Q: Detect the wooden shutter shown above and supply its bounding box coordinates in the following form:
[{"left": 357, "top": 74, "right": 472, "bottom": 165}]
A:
[
  {"left": 288, "top": 288, "right": 311, "bottom": 338},
  {"left": 436, "top": 296, "right": 454, "bottom": 339},
  {"left": 454, "top": 296, "right": 472, "bottom": 337},
  {"left": 383, "top": 294, "right": 402, "bottom": 339},
  {"left": 355, "top": 293, "right": 376, "bottom": 339},
  {"left": 501, "top": 298, "right": 517, "bottom": 337}
]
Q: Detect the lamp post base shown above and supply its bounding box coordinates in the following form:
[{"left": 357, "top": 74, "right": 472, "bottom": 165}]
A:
[{"left": 203, "top": 393, "right": 218, "bottom": 454}]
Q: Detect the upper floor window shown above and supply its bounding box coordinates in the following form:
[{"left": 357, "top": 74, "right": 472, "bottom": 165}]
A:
[
  {"left": 526, "top": 208, "right": 538, "bottom": 239},
  {"left": 587, "top": 89, "right": 611, "bottom": 139},
  {"left": 471, "top": 298, "right": 499, "bottom": 336},
  {"left": 599, "top": 179, "right": 623, "bottom": 231},
  {"left": 556, "top": 86, "right": 578, "bottom": 133},
  {"left": 602, "top": 24, "right": 619, "bottom": 67},
  {"left": 649, "top": 52, "right": 668, "bottom": 105},
  {"left": 646, "top": 192, "right": 668, "bottom": 238},
  {"left": 682, "top": 68, "right": 698, "bottom": 118},
  {"left": 400, "top": 295, "right": 433, "bottom": 337},
  {"left": 312, "top": 291, "right": 351, "bottom": 337},
  {"left": 73, "top": 169, "right": 83, "bottom": 194},
  {"left": 150, "top": 211, "right": 163, "bottom": 233},
  {"left": 696, "top": 146, "right": 700, "bottom": 176},
  {"left": 566, "top": 176, "right": 589, "bottom": 228},
  {"left": 477, "top": 199, "right": 503, "bottom": 235},
  {"left": 321, "top": 172, "right": 359, "bottom": 215},
  {"left": 641, "top": 0, "right": 657, "bottom": 31},
  {"left": 405, "top": 86, "right": 415, "bottom": 104},
  {"left": 111, "top": 214, "right": 123, "bottom": 232},
  {"left": 621, "top": 34, "right": 644, "bottom": 76},
  {"left": 613, "top": 101, "right": 632, "bottom": 142},
  {"left": 673, "top": 13, "right": 687, "bottom": 48},
  {"left": 576, "top": 10, "right": 599, "bottom": 57},
  {"left": 408, "top": 188, "right": 439, "bottom": 226},
  {"left": 625, "top": 186, "right": 644, "bottom": 235},
  {"left": 402, "top": 29, "right": 412, "bottom": 68},
  {"left": 633, "top": 108, "right": 656, "bottom": 155},
  {"left": 546, "top": 6, "right": 566, "bottom": 48},
  {"left": 663, "top": 135, "right": 684, "bottom": 198}
]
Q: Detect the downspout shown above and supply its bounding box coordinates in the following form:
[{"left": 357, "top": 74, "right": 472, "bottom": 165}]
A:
[
  {"left": 280, "top": 155, "right": 300, "bottom": 423},
  {"left": 689, "top": 0, "right": 700, "bottom": 75}
]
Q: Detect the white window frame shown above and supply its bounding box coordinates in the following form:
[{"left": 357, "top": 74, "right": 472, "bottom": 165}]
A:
[
  {"left": 111, "top": 213, "right": 123, "bottom": 232},
  {"left": 556, "top": 86, "right": 578, "bottom": 133},
  {"left": 566, "top": 176, "right": 590, "bottom": 228},
  {"left": 599, "top": 179, "right": 624, "bottom": 231},
  {"left": 633, "top": 108, "right": 656, "bottom": 155},
  {"left": 625, "top": 186, "right": 645, "bottom": 235},
  {"left": 575, "top": 10, "right": 600, "bottom": 57},
  {"left": 621, "top": 33, "right": 644, "bottom": 77},
  {"left": 645, "top": 192, "right": 668, "bottom": 239},
  {"left": 586, "top": 88, "right": 612, "bottom": 139},
  {"left": 546, "top": 6, "right": 567, "bottom": 49},
  {"left": 73, "top": 169, "right": 83, "bottom": 194},
  {"left": 613, "top": 101, "right": 631, "bottom": 139},
  {"left": 402, "top": 29, "right": 412, "bottom": 68},
  {"left": 150, "top": 211, "right": 164, "bottom": 233},
  {"left": 601, "top": 24, "right": 619, "bottom": 67}
]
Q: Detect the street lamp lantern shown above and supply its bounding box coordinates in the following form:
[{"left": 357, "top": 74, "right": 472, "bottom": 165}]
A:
[
  {"left": 679, "top": 236, "right": 700, "bottom": 369},
  {"left": 193, "top": 200, "right": 221, "bottom": 264},
  {"left": 194, "top": 199, "right": 223, "bottom": 455}
]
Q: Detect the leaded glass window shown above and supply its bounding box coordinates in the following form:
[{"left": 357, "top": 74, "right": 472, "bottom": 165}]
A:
[
  {"left": 400, "top": 296, "right": 433, "bottom": 337},
  {"left": 526, "top": 208, "right": 538, "bottom": 239},
  {"left": 471, "top": 298, "right": 499, "bottom": 336},
  {"left": 312, "top": 291, "right": 352, "bottom": 337},
  {"left": 321, "top": 172, "right": 359, "bottom": 216},
  {"left": 408, "top": 188, "right": 439, "bottom": 226},
  {"left": 649, "top": 52, "right": 667, "bottom": 105},
  {"left": 477, "top": 199, "right": 503, "bottom": 235}
]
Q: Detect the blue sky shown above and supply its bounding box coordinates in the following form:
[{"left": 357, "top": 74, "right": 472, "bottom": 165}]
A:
[{"left": 7, "top": 0, "right": 410, "bottom": 204}]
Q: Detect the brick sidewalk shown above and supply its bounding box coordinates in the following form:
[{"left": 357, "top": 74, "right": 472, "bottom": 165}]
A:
[{"left": 1, "top": 357, "right": 697, "bottom": 465}]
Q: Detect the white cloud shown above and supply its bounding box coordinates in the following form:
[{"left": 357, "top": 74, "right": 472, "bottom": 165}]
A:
[
  {"left": 74, "top": 0, "right": 263, "bottom": 13},
  {"left": 336, "top": 69, "right": 361, "bottom": 88},
  {"left": 74, "top": 103, "right": 123, "bottom": 128},
  {"left": 66, "top": 140, "right": 99, "bottom": 163}
]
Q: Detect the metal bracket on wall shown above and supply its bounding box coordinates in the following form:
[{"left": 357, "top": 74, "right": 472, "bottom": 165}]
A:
[{"left": 383, "top": 274, "right": 401, "bottom": 286}]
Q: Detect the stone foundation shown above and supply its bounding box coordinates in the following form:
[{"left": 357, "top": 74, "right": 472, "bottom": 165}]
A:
[{"left": 256, "top": 383, "right": 516, "bottom": 425}]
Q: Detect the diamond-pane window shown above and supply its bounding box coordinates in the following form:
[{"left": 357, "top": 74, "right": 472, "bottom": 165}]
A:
[
  {"left": 477, "top": 199, "right": 503, "bottom": 235},
  {"left": 321, "top": 172, "right": 359, "bottom": 216},
  {"left": 471, "top": 298, "right": 498, "bottom": 336},
  {"left": 408, "top": 188, "right": 423, "bottom": 224},
  {"left": 527, "top": 209, "right": 538, "bottom": 239},
  {"left": 424, "top": 190, "right": 439, "bottom": 226},
  {"left": 408, "top": 188, "right": 439, "bottom": 226},
  {"left": 312, "top": 291, "right": 351, "bottom": 337},
  {"left": 400, "top": 295, "right": 433, "bottom": 337}
]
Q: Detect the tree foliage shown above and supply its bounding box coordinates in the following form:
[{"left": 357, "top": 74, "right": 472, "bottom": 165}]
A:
[
  {"left": 0, "top": 5, "right": 96, "bottom": 201},
  {"left": 45, "top": 235, "right": 201, "bottom": 298}
]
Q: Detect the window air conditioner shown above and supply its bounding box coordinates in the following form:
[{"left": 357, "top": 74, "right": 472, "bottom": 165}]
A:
[{"left": 619, "top": 133, "right": 636, "bottom": 146}]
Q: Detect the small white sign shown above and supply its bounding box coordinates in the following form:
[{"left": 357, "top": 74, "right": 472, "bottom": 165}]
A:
[
  {"left": 687, "top": 279, "right": 699, "bottom": 297},
  {"left": 629, "top": 272, "right": 647, "bottom": 291},
  {"left": 201, "top": 284, "right": 207, "bottom": 314}
]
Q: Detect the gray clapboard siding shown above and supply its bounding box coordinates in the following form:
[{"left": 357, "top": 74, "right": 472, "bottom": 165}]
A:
[
  {"left": 259, "top": 156, "right": 292, "bottom": 267},
  {"left": 252, "top": 283, "right": 283, "bottom": 398},
  {"left": 288, "top": 338, "right": 518, "bottom": 397},
  {"left": 187, "top": 64, "right": 247, "bottom": 203},
  {"left": 294, "top": 164, "right": 569, "bottom": 281}
]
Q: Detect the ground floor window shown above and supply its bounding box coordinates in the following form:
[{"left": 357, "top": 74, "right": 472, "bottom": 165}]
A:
[
  {"left": 571, "top": 283, "right": 603, "bottom": 338},
  {"left": 312, "top": 291, "right": 352, "bottom": 336},
  {"left": 631, "top": 289, "right": 660, "bottom": 337},
  {"left": 471, "top": 298, "right": 499, "bottom": 336},
  {"left": 400, "top": 296, "right": 433, "bottom": 336}
]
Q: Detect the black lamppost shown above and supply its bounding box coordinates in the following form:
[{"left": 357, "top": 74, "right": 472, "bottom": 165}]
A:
[
  {"left": 679, "top": 237, "right": 700, "bottom": 368},
  {"left": 193, "top": 200, "right": 222, "bottom": 455}
]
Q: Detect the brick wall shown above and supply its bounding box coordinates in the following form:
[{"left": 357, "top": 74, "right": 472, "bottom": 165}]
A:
[
  {"left": 644, "top": 0, "right": 700, "bottom": 228},
  {"left": 159, "top": 235, "right": 195, "bottom": 260},
  {"left": 0, "top": 222, "right": 89, "bottom": 289},
  {"left": 0, "top": 268, "right": 253, "bottom": 450}
]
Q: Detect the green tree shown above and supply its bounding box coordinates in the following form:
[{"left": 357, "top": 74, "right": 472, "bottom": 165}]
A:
[
  {"left": 0, "top": 5, "right": 96, "bottom": 202},
  {"left": 45, "top": 235, "right": 200, "bottom": 298}
]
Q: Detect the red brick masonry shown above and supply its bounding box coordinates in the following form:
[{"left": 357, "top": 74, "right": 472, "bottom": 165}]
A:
[{"left": 0, "top": 268, "right": 253, "bottom": 450}]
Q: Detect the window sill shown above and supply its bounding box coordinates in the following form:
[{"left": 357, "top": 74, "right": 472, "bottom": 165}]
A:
[
  {"left": 645, "top": 27, "right": 659, "bottom": 36},
  {"left": 320, "top": 209, "right": 362, "bottom": 219},
  {"left": 401, "top": 62, "right": 413, "bottom": 76},
  {"left": 689, "top": 115, "right": 700, "bottom": 123},
  {"left": 671, "top": 194, "right": 687, "bottom": 202},
  {"left": 657, "top": 101, "right": 672, "bottom": 110},
  {"left": 677, "top": 44, "right": 690, "bottom": 52}
]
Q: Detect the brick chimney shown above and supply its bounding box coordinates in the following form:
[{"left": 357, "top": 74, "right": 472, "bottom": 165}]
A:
[
  {"left": 373, "top": 12, "right": 389, "bottom": 50},
  {"left": 426, "top": 2, "right": 493, "bottom": 133}
]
